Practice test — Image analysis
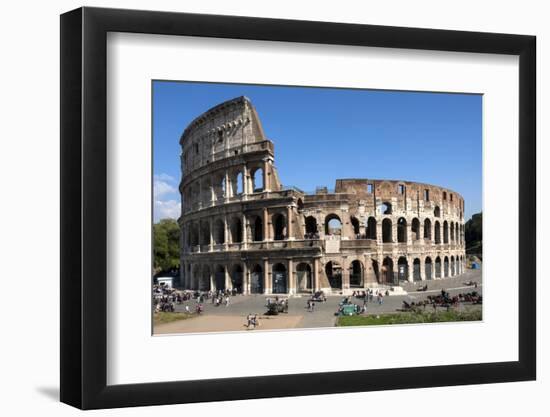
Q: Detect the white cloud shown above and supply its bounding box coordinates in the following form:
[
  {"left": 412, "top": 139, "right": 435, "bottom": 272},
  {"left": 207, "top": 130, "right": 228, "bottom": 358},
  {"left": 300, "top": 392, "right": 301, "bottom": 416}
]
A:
[
  {"left": 154, "top": 199, "right": 181, "bottom": 222},
  {"left": 153, "top": 179, "right": 177, "bottom": 198},
  {"left": 154, "top": 173, "right": 175, "bottom": 182}
]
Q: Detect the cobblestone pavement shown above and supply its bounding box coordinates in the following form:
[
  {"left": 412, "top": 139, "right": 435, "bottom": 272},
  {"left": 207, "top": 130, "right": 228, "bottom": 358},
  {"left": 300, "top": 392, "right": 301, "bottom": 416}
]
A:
[{"left": 159, "top": 268, "right": 482, "bottom": 334}]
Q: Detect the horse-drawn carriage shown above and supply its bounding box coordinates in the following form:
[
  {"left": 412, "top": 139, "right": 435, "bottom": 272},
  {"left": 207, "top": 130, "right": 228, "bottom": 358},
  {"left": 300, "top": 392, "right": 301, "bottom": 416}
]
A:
[{"left": 265, "top": 298, "right": 289, "bottom": 315}]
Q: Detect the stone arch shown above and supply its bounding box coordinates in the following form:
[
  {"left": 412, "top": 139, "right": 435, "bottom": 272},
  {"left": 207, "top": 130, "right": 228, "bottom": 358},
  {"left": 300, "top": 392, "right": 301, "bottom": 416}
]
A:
[
  {"left": 371, "top": 259, "right": 380, "bottom": 284},
  {"left": 251, "top": 167, "right": 264, "bottom": 192},
  {"left": 424, "top": 218, "right": 432, "bottom": 241},
  {"left": 200, "top": 265, "right": 211, "bottom": 291},
  {"left": 397, "top": 256, "right": 408, "bottom": 282},
  {"left": 450, "top": 221, "right": 455, "bottom": 242},
  {"left": 379, "top": 202, "right": 393, "bottom": 215},
  {"left": 190, "top": 222, "right": 199, "bottom": 246},
  {"left": 296, "top": 262, "right": 312, "bottom": 293},
  {"left": 444, "top": 256, "right": 450, "bottom": 277},
  {"left": 325, "top": 261, "right": 342, "bottom": 290},
  {"left": 349, "top": 260, "right": 364, "bottom": 287},
  {"left": 305, "top": 216, "right": 318, "bottom": 238},
  {"left": 435, "top": 256, "right": 442, "bottom": 278},
  {"left": 411, "top": 218, "right": 420, "bottom": 241},
  {"left": 434, "top": 206, "right": 441, "bottom": 217},
  {"left": 250, "top": 264, "right": 263, "bottom": 294},
  {"left": 297, "top": 198, "right": 304, "bottom": 213},
  {"left": 272, "top": 263, "right": 288, "bottom": 294},
  {"left": 434, "top": 221, "right": 441, "bottom": 244},
  {"left": 272, "top": 212, "right": 287, "bottom": 240},
  {"left": 443, "top": 221, "right": 449, "bottom": 244},
  {"left": 191, "top": 264, "right": 201, "bottom": 290},
  {"left": 199, "top": 220, "right": 210, "bottom": 246},
  {"left": 397, "top": 217, "right": 407, "bottom": 243},
  {"left": 213, "top": 219, "right": 225, "bottom": 244},
  {"left": 350, "top": 216, "right": 361, "bottom": 236},
  {"left": 382, "top": 218, "right": 392, "bottom": 243},
  {"left": 214, "top": 264, "right": 226, "bottom": 291},
  {"left": 325, "top": 213, "right": 342, "bottom": 236},
  {"left": 231, "top": 264, "right": 244, "bottom": 293},
  {"left": 366, "top": 217, "right": 377, "bottom": 239},
  {"left": 230, "top": 217, "right": 242, "bottom": 243},
  {"left": 382, "top": 257, "right": 395, "bottom": 284},
  {"left": 413, "top": 258, "right": 422, "bottom": 281},
  {"left": 456, "top": 223, "right": 460, "bottom": 244},
  {"left": 425, "top": 257, "right": 433, "bottom": 280}
]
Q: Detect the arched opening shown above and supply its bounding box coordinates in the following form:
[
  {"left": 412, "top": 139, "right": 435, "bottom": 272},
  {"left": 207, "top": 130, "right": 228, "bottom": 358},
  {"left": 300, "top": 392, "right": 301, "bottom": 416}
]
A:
[
  {"left": 325, "top": 214, "right": 342, "bottom": 236},
  {"left": 434, "top": 221, "right": 441, "bottom": 244},
  {"left": 424, "top": 218, "right": 432, "bottom": 241},
  {"left": 214, "top": 265, "right": 225, "bottom": 290},
  {"left": 200, "top": 221, "right": 210, "bottom": 246},
  {"left": 379, "top": 202, "right": 392, "bottom": 215},
  {"left": 214, "top": 174, "right": 225, "bottom": 201},
  {"left": 397, "top": 217, "right": 407, "bottom": 243},
  {"left": 251, "top": 168, "right": 264, "bottom": 192},
  {"left": 190, "top": 223, "right": 199, "bottom": 246},
  {"left": 230, "top": 217, "right": 242, "bottom": 243},
  {"left": 366, "top": 217, "right": 377, "bottom": 239},
  {"left": 191, "top": 265, "right": 200, "bottom": 290},
  {"left": 349, "top": 260, "right": 364, "bottom": 287},
  {"left": 443, "top": 221, "right": 449, "bottom": 244},
  {"left": 297, "top": 198, "right": 304, "bottom": 213},
  {"left": 213, "top": 219, "right": 225, "bottom": 244},
  {"left": 296, "top": 263, "right": 312, "bottom": 293},
  {"left": 351, "top": 216, "right": 361, "bottom": 236},
  {"left": 398, "top": 257, "right": 408, "bottom": 282},
  {"left": 200, "top": 265, "right": 211, "bottom": 291},
  {"left": 434, "top": 206, "right": 441, "bottom": 217},
  {"left": 382, "top": 218, "right": 392, "bottom": 243},
  {"left": 250, "top": 264, "right": 263, "bottom": 294},
  {"left": 450, "top": 221, "right": 455, "bottom": 242},
  {"left": 272, "top": 213, "right": 287, "bottom": 240},
  {"left": 251, "top": 215, "right": 263, "bottom": 241},
  {"left": 382, "top": 257, "right": 395, "bottom": 284},
  {"left": 413, "top": 258, "right": 421, "bottom": 281},
  {"left": 305, "top": 216, "right": 318, "bottom": 238},
  {"left": 456, "top": 223, "right": 459, "bottom": 244},
  {"left": 372, "top": 260, "right": 380, "bottom": 283},
  {"left": 231, "top": 264, "right": 244, "bottom": 293},
  {"left": 325, "top": 261, "right": 342, "bottom": 289},
  {"left": 272, "top": 263, "right": 288, "bottom": 294},
  {"left": 435, "top": 256, "right": 442, "bottom": 278},
  {"left": 236, "top": 172, "right": 244, "bottom": 195},
  {"left": 425, "top": 257, "right": 433, "bottom": 280},
  {"left": 444, "top": 256, "right": 449, "bottom": 277},
  {"left": 411, "top": 218, "right": 420, "bottom": 241}
]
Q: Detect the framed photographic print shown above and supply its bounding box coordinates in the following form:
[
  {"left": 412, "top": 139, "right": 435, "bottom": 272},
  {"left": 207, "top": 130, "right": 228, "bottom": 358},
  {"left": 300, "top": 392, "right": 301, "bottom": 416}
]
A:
[{"left": 60, "top": 6, "right": 536, "bottom": 410}]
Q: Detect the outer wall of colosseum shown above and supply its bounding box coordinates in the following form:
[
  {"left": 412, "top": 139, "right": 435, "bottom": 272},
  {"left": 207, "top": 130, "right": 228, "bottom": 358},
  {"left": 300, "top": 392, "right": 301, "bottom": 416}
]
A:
[{"left": 179, "top": 96, "right": 466, "bottom": 295}]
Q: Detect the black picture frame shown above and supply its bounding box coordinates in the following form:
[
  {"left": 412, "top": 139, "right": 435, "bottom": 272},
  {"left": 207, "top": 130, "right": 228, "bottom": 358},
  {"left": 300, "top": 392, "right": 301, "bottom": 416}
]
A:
[{"left": 60, "top": 6, "right": 536, "bottom": 410}]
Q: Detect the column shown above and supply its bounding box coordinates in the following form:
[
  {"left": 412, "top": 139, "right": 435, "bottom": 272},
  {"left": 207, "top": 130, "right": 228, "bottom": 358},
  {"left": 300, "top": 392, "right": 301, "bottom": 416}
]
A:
[
  {"left": 391, "top": 218, "right": 398, "bottom": 244},
  {"left": 209, "top": 218, "right": 213, "bottom": 251},
  {"left": 376, "top": 221, "right": 383, "bottom": 244},
  {"left": 313, "top": 258, "right": 320, "bottom": 291},
  {"left": 242, "top": 164, "right": 249, "bottom": 195},
  {"left": 407, "top": 256, "right": 413, "bottom": 282},
  {"left": 286, "top": 205, "right": 293, "bottom": 240},
  {"left": 263, "top": 258, "right": 270, "bottom": 294},
  {"left": 223, "top": 215, "right": 229, "bottom": 249},
  {"left": 342, "top": 257, "right": 350, "bottom": 291},
  {"left": 241, "top": 214, "right": 248, "bottom": 249},
  {"left": 210, "top": 270, "right": 215, "bottom": 291},
  {"left": 263, "top": 159, "right": 270, "bottom": 191},
  {"left": 420, "top": 258, "right": 426, "bottom": 281},
  {"left": 263, "top": 207, "right": 269, "bottom": 241},
  {"left": 406, "top": 220, "right": 412, "bottom": 245},
  {"left": 224, "top": 170, "right": 231, "bottom": 200},
  {"left": 288, "top": 258, "right": 294, "bottom": 294},
  {"left": 224, "top": 265, "right": 232, "bottom": 290},
  {"left": 419, "top": 222, "right": 425, "bottom": 245},
  {"left": 210, "top": 175, "right": 216, "bottom": 203},
  {"left": 242, "top": 263, "right": 249, "bottom": 295}
]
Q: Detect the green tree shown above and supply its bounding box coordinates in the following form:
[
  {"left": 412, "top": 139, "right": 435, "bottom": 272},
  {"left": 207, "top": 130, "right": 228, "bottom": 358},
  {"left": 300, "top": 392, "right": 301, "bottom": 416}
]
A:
[
  {"left": 153, "top": 218, "right": 180, "bottom": 274},
  {"left": 465, "top": 212, "right": 482, "bottom": 256}
]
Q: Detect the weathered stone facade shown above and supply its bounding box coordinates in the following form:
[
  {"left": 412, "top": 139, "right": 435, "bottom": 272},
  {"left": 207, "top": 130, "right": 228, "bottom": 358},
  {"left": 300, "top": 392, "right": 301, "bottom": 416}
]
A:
[{"left": 179, "top": 96, "right": 466, "bottom": 295}]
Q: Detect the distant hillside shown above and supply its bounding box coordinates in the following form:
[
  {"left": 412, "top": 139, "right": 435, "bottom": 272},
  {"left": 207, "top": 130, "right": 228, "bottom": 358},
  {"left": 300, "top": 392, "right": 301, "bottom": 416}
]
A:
[{"left": 465, "top": 212, "right": 482, "bottom": 258}]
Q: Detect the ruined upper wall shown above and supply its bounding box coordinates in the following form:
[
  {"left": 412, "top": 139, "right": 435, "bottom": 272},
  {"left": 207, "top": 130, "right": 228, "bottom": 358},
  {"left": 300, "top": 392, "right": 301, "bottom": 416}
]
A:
[{"left": 180, "top": 96, "right": 268, "bottom": 174}]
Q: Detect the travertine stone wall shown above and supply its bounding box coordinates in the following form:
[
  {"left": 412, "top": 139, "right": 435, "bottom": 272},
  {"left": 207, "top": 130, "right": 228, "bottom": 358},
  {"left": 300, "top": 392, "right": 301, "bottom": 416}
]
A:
[{"left": 179, "top": 97, "right": 466, "bottom": 295}]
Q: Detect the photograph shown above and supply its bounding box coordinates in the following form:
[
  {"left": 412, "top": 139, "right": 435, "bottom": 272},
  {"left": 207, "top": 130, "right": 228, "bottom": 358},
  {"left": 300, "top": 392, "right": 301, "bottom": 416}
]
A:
[{"left": 152, "top": 81, "right": 483, "bottom": 335}]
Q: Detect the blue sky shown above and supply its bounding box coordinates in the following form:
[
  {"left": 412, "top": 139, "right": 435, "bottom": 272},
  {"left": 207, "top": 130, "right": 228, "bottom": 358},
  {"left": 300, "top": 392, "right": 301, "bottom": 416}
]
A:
[{"left": 153, "top": 81, "right": 482, "bottom": 222}]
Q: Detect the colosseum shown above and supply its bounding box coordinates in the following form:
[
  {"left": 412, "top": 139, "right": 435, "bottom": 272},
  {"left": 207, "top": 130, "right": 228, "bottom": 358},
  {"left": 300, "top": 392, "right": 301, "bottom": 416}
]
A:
[{"left": 179, "top": 96, "right": 466, "bottom": 295}]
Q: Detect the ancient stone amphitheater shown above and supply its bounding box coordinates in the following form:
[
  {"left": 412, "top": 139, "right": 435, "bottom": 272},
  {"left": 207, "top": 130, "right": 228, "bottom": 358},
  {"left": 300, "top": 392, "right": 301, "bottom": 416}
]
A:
[{"left": 179, "top": 96, "right": 466, "bottom": 295}]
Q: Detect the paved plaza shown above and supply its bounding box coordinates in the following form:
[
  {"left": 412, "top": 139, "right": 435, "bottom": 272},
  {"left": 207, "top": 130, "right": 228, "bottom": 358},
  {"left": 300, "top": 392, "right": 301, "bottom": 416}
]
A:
[{"left": 154, "top": 268, "right": 482, "bottom": 335}]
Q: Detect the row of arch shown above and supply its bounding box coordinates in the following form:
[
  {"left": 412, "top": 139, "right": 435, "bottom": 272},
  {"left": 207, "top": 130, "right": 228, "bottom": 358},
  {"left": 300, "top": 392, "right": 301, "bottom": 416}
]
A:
[
  {"left": 306, "top": 214, "right": 464, "bottom": 245},
  {"left": 183, "top": 254, "right": 465, "bottom": 293},
  {"left": 182, "top": 166, "right": 265, "bottom": 211},
  {"left": 183, "top": 262, "right": 313, "bottom": 294}
]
